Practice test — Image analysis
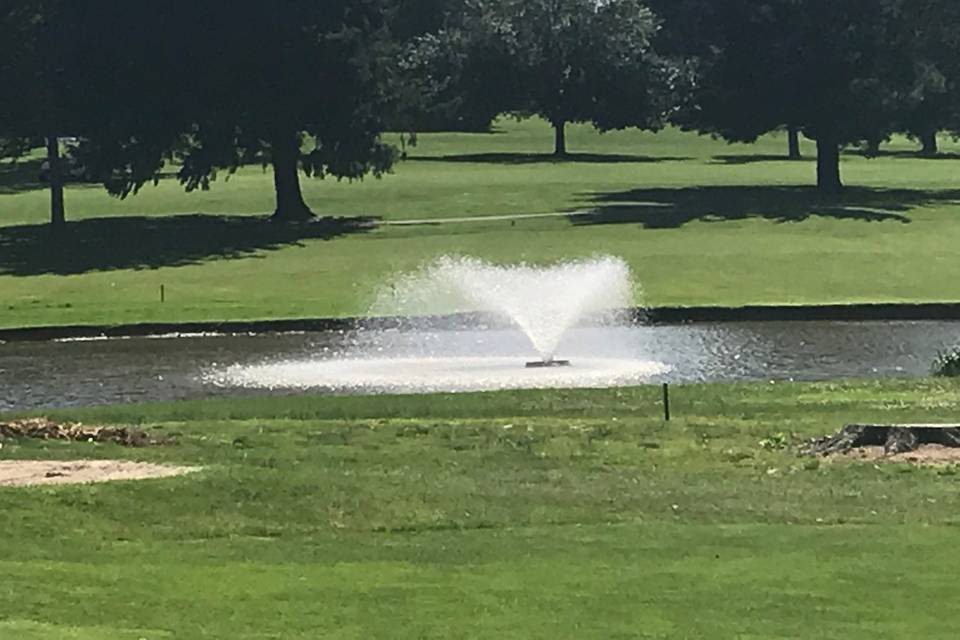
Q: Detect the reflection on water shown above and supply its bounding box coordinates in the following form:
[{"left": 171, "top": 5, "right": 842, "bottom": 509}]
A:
[{"left": 1, "top": 320, "right": 958, "bottom": 411}]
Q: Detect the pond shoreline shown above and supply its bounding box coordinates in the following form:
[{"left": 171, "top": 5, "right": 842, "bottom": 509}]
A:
[{"left": 4, "top": 302, "right": 960, "bottom": 343}]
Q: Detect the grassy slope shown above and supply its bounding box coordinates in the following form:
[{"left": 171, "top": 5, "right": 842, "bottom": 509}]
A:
[
  {"left": 4, "top": 380, "right": 960, "bottom": 638},
  {"left": 3, "top": 119, "right": 960, "bottom": 328}
]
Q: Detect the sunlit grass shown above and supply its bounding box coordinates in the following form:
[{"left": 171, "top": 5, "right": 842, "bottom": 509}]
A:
[
  {"left": 3, "top": 118, "right": 960, "bottom": 329},
  {"left": 3, "top": 380, "right": 960, "bottom": 637}
]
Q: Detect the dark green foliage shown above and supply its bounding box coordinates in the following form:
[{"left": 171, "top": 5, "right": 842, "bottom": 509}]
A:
[
  {"left": 889, "top": 0, "right": 960, "bottom": 151},
  {"left": 0, "top": 1, "right": 401, "bottom": 222},
  {"left": 90, "top": 1, "right": 399, "bottom": 221},
  {"left": 932, "top": 347, "right": 960, "bottom": 377},
  {"left": 393, "top": 26, "right": 504, "bottom": 132},
  {"left": 8, "top": 0, "right": 960, "bottom": 220},
  {"left": 652, "top": 0, "right": 960, "bottom": 191},
  {"left": 0, "top": 0, "right": 95, "bottom": 225},
  {"left": 407, "top": 0, "right": 675, "bottom": 154},
  {"left": 390, "top": 0, "right": 464, "bottom": 39}
]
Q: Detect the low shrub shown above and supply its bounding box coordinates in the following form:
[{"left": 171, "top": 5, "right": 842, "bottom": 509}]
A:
[{"left": 932, "top": 348, "right": 960, "bottom": 377}]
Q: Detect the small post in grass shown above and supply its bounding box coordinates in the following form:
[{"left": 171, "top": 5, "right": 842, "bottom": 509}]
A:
[
  {"left": 662, "top": 383, "right": 670, "bottom": 422},
  {"left": 160, "top": 284, "right": 165, "bottom": 303}
]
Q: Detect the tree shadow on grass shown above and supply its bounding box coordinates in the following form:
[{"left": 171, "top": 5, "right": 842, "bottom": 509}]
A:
[
  {"left": 0, "top": 214, "right": 377, "bottom": 276},
  {"left": 409, "top": 152, "right": 690, "bottom": 165},
  {"left": 711, "top": 154, "right": 800, "bottom": 165},
  {"left": 569, "top": 185, "right": 960, "bottom": 230},
  {"left": 0, "top": 159, "right": 47, "bottom": 195},
  {"left": 714, "top": 150, "right": 960, "bottom": 164},
  {"left": 0, "top": 158, "right": 111, "bottom": 195},
  {"left": 842, "top": 149, "right": 960, "bottom": 161}
]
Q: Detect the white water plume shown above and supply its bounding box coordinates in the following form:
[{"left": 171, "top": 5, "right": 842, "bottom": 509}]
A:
[
  {"left": 206, "top": 256, "right": 666, "bottom": 394},
  {"left": 373, "top": 256, "right": 635, "bottom": 360},
  {"left": 212, "top": 356, "right": 667, "bottom": 394}
]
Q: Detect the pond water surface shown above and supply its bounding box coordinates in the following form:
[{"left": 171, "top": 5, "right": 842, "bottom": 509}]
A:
[{"left": 1, "top": 320, "right": 958, "bottom": 411}]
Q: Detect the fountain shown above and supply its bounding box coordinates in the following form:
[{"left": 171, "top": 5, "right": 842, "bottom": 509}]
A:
[
  {"left": 373, "top": 256, "right": 633, "bottom": 366},
  {"left": 208, "top": 255, "right": 668, "bottom": 393}
]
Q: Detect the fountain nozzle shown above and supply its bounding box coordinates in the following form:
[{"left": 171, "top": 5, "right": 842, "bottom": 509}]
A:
[{"left": 525, "top": 358, "right": 571, "bottom": 369}]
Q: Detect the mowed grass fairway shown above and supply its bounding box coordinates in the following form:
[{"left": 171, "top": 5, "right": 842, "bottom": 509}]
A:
[
  {"left": 3, "top": 119, "right": 960, "bottom": 328},
  {"left": 3, "top": 381, "right": 960, "bottom": 638}
]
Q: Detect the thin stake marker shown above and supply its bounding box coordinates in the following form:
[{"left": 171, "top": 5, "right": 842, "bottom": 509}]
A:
[{"left": 662, "top": 383, "right": 670, "bottom": 422}]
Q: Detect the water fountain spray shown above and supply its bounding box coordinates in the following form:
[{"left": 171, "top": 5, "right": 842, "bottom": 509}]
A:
[
  {"left": 208, "top": 255, "right": 668, "bottom": 394},
  {"left": 375, "top": 256, "right": 633, "bottom": 367}
]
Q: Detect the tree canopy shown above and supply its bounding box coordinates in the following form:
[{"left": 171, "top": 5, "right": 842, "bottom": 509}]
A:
[
  {"left": 0, "top": 1, "right": 401, "bottom": 223},
  {"left": 888, "top": 0, "right": 960, "bottom": 154},
  {"left": 650, "top": 0, "right": 960, "bottom": 190},
  {"left": 90, "top": 1, "right": 399, "bottom": 221},
  {"left": 0, "top": 0, "right": 99, "bottom": 225},
  {"left": 409, "top": 0, "right": 676, "bottom": 155},
  {"left": 8, "top": 0, "right": 960, "bottom": 225}
]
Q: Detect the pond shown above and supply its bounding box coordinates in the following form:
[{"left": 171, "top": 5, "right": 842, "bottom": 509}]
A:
[{"left": 1, "top": 320, "right": 958, "bottom": 411}]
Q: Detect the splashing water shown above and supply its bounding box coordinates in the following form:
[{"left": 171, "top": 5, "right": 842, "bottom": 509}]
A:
[
  {"left": 213, "top": 356, "right": 667, "bottom": 394},
  {"left": 205, "top": 254, "right": 668, "bottom": 394},
  {"left": 374, "top": 256, "right": 635, "bottom": 361}
]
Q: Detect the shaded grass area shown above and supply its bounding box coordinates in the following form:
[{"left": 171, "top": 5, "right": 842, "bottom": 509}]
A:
[
  {"left": 572, "top": 185, "right": 941, "bottom": 228},
  {"left": 408, "top": 151, "right": 691, "bottom": 164},
  {"left": 0, "top": 158, "right": 45, "bottom": 195},
  {"left": 3, "top": 380, "right": 960, "bottom": 637},
  {"left": 0, "top": 214, "right": 375, "bottom": 276},
  {"left": 4, "top": 119, "right": 960, "bottom": 327}
]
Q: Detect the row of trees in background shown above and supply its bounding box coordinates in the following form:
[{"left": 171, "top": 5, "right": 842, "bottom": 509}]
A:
[{"left": 4, "top": 0, "right": 960, "bottom": 226}]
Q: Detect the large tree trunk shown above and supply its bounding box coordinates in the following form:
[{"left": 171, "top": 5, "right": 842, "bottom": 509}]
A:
[
  {"left": 552, "top": 120, "right": 567, "bottom": 156},
  {"left": 270, "top": 133, "right": 313, "bottom": 222},
  {"left": 787, "top": 126, "right": 801, "bottom": 160},
  {"left": 920, "top": 130, "right": 939, "bottom": 156},
  {"left": 816, "top": 137, "right": 842, "bottom": 192},
  {"left": 46, "top": 135, "right": 65, "bottom": 227}
]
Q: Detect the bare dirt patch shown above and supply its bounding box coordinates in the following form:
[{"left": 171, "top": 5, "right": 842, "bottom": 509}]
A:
[
  {"left": 835, "top": 444, "right": 960, "bottom": 465},
  {"left": 0, "top": 459, "right": 199, "bottom": 487},
  {"left": 801, "top": 424, "right": 960, "bottom": 465}
]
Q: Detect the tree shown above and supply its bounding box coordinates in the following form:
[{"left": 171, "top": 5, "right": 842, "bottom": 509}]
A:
[
  {"left": 86, "top": 1, "right": 398, "bottom": 222},
  {"left": 0, "top": 1, "right": 89, "bottom": 227},
  {"left": 393, "top": 17, "right": 506, "bottom": 133},
  {"left": 664, "top": 0, "right": 918, "bottom": 191},
  {"left": 389, "top": 0, "right": 498, "bottom": 132},
  {"left": 647, "top": 0, "right": 801, "bottom": 159},
  {"left": 887, "top": 0, "right": 960, "bottom": 155},
  {"left": 430, "top": 0, "right": 674, "bottom": 155}
]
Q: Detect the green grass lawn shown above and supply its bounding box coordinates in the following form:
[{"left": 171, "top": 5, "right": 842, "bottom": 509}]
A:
[
  {"left": 4, "top": 380, "right": 960, "bottom": 638},
  {"left": 3, "top": 118, "right": 960, "bottom": 328}
]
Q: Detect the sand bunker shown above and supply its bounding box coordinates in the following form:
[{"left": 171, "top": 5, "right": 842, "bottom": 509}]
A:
[
  {"left": 0, "top": 459, "right": 199, "bottom": 487},
  {"left": 836, "top": 444, "right": 960, "bottom": 465},
  {"left": 804, "top": 424, "right": 960, "bottom": 464}
]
